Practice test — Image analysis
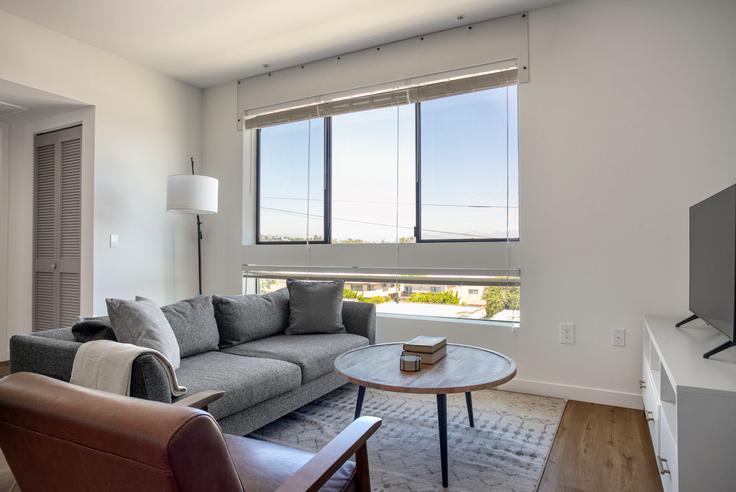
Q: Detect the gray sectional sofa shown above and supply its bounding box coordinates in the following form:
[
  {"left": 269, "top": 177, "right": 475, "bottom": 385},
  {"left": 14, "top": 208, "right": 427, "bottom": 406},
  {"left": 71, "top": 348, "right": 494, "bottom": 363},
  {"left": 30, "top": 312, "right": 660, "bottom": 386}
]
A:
[{"left": 9, "top": 291, "right": 375, "bottom": 436}]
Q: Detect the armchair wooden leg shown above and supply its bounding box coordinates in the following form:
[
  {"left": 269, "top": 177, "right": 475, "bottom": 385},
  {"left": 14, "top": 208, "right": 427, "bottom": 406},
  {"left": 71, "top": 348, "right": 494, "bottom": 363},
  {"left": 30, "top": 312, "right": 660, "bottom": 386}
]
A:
[{"left": 355, "top": 443, "right": 371, "bottom": 492}]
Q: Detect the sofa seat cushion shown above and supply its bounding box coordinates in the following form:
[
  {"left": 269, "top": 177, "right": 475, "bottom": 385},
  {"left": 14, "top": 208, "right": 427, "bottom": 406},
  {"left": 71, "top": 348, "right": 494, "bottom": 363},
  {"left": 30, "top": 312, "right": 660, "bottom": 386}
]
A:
[
  {"left": 223, "top": 334, "right": 369, "bottom": 383},
  {"left": 175, "top": 351, "right": 301, "bottom": 419},
  {"left": 224, "top": 434, "right": 355, "bottom": 492}
]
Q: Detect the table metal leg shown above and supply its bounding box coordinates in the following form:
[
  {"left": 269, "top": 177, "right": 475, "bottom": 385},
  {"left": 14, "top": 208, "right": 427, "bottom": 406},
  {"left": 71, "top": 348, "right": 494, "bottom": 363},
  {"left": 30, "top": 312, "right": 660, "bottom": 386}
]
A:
[
  {"left": 437, "top": 393, "right": 448, "bottom": 487},
  {"left": 355, "top": 385, "right": 366, "bottom": 420},
  {"left": 465, "top": 392, "right": 474, "bottom": 428}
]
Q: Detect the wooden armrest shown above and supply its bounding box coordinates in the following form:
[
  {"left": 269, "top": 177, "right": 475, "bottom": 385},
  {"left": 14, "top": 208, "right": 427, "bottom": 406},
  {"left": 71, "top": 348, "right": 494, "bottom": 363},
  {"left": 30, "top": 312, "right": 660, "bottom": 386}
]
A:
[
  {"left": 275, "top": 416, "right": 382, "bottom": 492},
  {"left": 173, "top": 390, "right": 224, "bottom": 410}
]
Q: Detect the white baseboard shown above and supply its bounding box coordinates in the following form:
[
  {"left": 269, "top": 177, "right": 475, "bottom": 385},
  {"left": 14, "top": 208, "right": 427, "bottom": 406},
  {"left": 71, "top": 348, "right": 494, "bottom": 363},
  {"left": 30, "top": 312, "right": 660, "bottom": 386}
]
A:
[{"left": 500, "top": 378, "right": 643, "bottom": 409}]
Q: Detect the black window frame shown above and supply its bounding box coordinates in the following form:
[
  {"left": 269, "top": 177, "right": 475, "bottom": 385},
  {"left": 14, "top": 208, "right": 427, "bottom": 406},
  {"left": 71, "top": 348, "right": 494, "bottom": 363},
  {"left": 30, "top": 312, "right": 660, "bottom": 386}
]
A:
[
  {"left": 255, "top": 94, "right": 518, "bottom": 245},
  {"left": 255, "top": 119, "right": 332, "bottom": 245},
  {"left": 414, "top": 101, "right": 519, "bottom": 244}
]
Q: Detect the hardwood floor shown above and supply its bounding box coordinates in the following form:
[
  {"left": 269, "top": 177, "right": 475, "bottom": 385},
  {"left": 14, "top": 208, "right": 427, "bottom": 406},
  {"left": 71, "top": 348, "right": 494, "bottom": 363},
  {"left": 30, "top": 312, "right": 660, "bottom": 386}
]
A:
[
  {"left": 0, "top": 363, "right": 664, "bottom": 491},
  {"left": 538, "top": 400, "right": 662, "bottom": 492}
]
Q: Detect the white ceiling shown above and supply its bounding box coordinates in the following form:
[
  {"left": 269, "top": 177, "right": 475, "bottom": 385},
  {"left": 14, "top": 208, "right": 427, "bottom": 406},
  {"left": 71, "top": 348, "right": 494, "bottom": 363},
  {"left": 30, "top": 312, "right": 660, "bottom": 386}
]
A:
[
  {"left": 0, "top": 0, "right": 561, "bottom": 88},
  {"left": 0, "top": 78, "right": 87, "bottom": 122}
]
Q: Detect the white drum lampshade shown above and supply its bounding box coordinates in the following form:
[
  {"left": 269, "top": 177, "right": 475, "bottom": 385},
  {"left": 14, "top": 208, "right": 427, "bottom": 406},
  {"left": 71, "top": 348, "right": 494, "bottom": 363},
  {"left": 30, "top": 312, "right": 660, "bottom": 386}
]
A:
[{"left": 166, "top": 175, "right": 219, "bottom": 214}]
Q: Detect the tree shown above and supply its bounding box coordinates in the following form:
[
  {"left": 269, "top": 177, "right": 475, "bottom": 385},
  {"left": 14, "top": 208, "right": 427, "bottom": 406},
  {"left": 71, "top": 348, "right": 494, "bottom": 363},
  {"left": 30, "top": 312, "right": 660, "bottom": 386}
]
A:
[
  {"left": 364, "top": 295, "right": 391, "bottom": 304},
  {"left": 344, "top": 288, "right": 390, "bottom": 304},
  {"left": 407, "top": 290, "right": 459, "bottom": 305},
  {"left": 343, "top": 288, "right": 365, "bottom": 301},
  {"left": 505, "top": 287, "right": 520, "bottom": 311},
  {"left": 258, "top": 278, "right": 282, "bottom": 293},
  {"left": 482, "top": 286, "right": 520, "bottom": 317}
]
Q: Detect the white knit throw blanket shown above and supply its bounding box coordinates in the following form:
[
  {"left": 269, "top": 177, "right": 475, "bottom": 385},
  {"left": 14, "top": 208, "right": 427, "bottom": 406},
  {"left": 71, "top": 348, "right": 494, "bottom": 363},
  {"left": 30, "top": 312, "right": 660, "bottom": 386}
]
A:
[{"left": 70, "top": 340, "right": 187, "bottom": 397}]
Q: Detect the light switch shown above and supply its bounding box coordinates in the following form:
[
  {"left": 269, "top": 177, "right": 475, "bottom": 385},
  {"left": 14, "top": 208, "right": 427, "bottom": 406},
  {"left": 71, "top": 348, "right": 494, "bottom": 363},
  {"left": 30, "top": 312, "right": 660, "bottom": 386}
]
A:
[{"left": 110, "top": 233, "right": 120, "bottom": 248}]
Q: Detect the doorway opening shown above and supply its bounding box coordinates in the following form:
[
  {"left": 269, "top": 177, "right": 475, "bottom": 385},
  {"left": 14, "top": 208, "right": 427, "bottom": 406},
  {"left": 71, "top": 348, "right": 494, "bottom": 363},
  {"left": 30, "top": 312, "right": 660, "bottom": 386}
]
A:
[{"left": 33, "top": 124, "right": 83, "bottom": 330}]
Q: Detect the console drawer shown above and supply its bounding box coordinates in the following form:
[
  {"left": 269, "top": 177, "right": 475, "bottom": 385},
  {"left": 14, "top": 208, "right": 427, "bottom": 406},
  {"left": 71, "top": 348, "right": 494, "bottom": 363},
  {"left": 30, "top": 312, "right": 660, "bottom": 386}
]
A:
[
  {"left": 658, "top": 412, "right": 678, "bottom": 492},
  {"left": 641, "top": 368, "right": 659, "bottom": 455}
]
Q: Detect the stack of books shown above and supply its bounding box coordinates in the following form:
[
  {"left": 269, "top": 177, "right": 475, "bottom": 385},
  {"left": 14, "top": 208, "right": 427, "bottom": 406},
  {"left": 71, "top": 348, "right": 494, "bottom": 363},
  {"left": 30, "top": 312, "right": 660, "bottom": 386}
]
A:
[{"left": 402, "top": 336, "right": 447, "bottom": 364}]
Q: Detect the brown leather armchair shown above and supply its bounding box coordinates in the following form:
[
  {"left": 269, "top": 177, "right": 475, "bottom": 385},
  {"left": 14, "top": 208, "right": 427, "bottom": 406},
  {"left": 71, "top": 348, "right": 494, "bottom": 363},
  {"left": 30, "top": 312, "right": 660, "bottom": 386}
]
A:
[{"left": 0, "top": 373, "right": 381, "bottom": 492}]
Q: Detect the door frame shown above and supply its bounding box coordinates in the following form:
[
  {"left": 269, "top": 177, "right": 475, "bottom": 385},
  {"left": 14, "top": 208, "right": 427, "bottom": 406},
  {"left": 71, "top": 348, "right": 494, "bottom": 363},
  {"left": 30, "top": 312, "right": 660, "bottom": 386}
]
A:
[{"left": 0, "top": 122, "right": 10, "bottom": 357}]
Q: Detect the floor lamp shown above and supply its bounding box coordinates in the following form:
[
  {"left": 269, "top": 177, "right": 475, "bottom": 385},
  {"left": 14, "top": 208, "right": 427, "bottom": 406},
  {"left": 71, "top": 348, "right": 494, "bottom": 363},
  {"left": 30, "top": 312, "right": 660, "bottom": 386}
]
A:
[{"left": 166, "top": 157, "right": 218, "bottom": 295}]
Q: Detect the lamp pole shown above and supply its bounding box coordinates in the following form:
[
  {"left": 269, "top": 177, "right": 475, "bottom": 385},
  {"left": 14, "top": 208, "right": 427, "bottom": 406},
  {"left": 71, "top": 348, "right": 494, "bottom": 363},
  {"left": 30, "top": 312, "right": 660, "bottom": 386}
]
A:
[{"left": 191, "top": 156, "right": 203, "bottom": 295}]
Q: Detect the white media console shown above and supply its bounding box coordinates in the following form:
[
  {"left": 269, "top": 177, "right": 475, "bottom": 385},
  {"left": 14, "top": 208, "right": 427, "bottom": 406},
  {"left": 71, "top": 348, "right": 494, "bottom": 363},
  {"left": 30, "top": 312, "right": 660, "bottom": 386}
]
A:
[{"left": 642, "top": 315, "right": 736, "bottom": 492}]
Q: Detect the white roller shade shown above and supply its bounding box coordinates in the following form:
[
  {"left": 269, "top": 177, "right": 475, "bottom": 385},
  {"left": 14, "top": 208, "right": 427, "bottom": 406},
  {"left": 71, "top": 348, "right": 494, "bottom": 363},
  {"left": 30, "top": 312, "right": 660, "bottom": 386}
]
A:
[
  {"left": 244, "top": 66, "right": 518, "bottom": 129},
  {"left": 243, "top": 265, "right": 520, "bottom": 287}
]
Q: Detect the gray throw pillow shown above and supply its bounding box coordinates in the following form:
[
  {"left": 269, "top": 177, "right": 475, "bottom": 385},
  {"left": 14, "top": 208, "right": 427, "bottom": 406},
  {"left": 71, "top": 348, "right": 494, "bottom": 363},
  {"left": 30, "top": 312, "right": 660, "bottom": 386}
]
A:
[
  {"left": 158, "top": 295, "right": 219, "bottom": 358},
  {"left": 286, "top": 279, "right": 346, "bottom": 335},
  {"left": 213, "top": 288, "right": 289, "bottom": 348},
  {"left": 106, "top": 297, "right": 181, "bottom": 369}
]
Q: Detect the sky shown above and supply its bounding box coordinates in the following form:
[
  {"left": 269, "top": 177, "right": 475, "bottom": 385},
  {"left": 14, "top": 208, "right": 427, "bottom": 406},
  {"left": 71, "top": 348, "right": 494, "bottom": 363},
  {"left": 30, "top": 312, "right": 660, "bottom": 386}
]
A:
[{"left": 258, "top": 85, "right": 519, "bottom": 243}]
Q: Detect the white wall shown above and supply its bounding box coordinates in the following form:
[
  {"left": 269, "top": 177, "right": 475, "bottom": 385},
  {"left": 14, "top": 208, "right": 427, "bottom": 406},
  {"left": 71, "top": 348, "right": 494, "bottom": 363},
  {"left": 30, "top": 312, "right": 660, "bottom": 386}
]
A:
[
  {"left": 0, "top": 9, "right": 203, "bottom": 335},
  {"left": 201, "top": 83, "right": 243, "bottom": 295},
  {"left": 202, "top": 0, "right": 736, "bottom": 408}
]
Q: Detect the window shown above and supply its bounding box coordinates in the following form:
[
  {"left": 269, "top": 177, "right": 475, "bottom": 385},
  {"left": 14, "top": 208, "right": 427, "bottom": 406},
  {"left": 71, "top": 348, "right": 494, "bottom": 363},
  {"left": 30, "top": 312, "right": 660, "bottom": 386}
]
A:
[
  {"left": 248, "top": 268, "right": 520, "bottom": 324},
  {"left": 255, "top": 84, "right": 518, "bottom": 244},
  {"left": 257, "top": 118, "right": 326, "bottom": 243},
  {"left": 419, "top": 87, "right": 518, "bottom": 241},
  {"left": 331, "top": 106, "right": 415, "bottom": 243}
]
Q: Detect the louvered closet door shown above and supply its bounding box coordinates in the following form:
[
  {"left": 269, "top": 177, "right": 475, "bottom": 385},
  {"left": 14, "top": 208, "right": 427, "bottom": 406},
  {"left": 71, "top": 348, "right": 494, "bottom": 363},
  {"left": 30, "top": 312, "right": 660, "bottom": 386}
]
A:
[{"left": 33, "top": 125, "right": 82, "bottom": 331}]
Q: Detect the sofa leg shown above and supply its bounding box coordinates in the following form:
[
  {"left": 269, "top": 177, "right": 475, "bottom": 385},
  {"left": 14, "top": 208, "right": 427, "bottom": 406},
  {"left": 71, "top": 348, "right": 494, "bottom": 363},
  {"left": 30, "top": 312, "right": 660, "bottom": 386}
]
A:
[{"left": 355, "top": 443, "right": 371, "bottom": 491}]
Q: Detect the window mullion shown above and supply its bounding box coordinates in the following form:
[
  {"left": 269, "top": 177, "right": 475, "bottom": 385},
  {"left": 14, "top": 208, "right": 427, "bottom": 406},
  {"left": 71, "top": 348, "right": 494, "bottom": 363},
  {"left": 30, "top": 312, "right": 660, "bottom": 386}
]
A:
[
  {"left": 414, "top": 102, "right": 422, "bottom": 243},
  {"left": 325, "top": 116, "right": 332, "bottom": 244},
  {"left": 255, "top": 128, "right": 262, "bottom": 244}
]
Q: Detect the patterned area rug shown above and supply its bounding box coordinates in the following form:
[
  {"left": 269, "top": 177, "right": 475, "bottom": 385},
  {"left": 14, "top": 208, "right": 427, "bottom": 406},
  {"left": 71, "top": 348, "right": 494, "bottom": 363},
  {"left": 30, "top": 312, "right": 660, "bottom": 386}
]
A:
[{"left": 249, "top": 384, "right": 566, "bottom": 491}]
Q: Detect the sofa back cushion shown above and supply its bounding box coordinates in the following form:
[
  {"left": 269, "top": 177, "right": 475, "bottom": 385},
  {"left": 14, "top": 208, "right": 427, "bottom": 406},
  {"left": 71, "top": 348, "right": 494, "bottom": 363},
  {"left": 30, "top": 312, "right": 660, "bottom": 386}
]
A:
[
  {"left": 160, "top": 295, "right": 219, "bottom": 358},
  {"left": 213, "top": 289, "right": 289, "bottom": 348}
]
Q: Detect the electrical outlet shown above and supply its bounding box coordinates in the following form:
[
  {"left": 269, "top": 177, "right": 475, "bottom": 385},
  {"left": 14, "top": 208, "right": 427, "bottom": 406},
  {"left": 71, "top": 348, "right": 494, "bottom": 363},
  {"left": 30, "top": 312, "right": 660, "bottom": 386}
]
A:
[
  {"left": 560, "top": 322, "right": 575, "bottom": 344},
  {"left": 613, "top": 328, "right": 626, "bottom": 347}
]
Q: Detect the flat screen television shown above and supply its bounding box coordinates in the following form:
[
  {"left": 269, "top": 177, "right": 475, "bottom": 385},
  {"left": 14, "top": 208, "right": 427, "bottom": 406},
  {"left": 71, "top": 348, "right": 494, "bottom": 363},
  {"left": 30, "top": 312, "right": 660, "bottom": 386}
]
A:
[{"left": 677, "top": 184, "right": 736, "bottom": 358}]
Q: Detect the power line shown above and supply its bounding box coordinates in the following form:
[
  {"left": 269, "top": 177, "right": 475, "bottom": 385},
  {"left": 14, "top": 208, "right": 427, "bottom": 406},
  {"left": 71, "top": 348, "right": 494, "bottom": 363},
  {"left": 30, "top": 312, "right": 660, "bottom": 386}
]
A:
[
  {"left": 260, "top": 206, "right": 497, "bottom": 239},
  {"left": 261, "top": 195, "right": 517, "bottom": 209}
]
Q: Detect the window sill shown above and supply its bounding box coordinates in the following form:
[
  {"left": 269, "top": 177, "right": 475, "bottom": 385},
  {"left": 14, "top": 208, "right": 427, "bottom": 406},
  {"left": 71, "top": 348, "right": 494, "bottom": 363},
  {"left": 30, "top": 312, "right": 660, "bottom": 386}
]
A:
[{"left": 376, "top": 312, "right": 519, "bottom": 330}]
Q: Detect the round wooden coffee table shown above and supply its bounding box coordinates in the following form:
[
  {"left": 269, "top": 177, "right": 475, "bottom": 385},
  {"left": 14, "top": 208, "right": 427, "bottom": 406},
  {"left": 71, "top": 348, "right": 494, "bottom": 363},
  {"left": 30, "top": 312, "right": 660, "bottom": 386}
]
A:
[{"left": 334, "top": 342, "right": 517, "bottom": 487}]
